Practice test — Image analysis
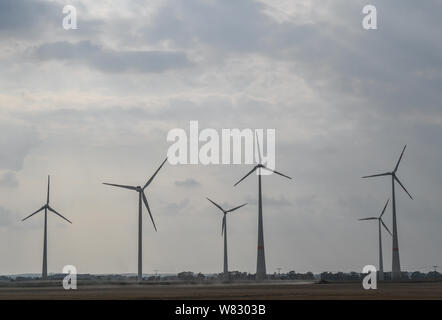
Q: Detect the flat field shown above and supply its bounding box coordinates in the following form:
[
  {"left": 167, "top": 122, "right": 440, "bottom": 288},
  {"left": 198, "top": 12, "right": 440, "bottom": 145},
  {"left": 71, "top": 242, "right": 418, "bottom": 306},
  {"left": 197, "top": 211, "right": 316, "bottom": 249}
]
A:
[{"left": 0, "top": 281, "right": 441, "bottom": 300}]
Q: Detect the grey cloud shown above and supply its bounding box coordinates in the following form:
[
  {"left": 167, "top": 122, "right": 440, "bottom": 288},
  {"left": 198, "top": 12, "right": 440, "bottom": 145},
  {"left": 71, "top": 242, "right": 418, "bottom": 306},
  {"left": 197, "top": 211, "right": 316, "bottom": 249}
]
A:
[
  {"left": 34, "top": 41, "right": 191, "bottom": 73},
  {"left": 288, "top": 0, "right": 442, "bottom": 115},
  {"left": 145, "top": 0, "right": 334, "bottom": 57},
  {"left": 13, "top": 97, "right": 266, "bottom": 129},
  {"left": 145, "top": 0, "right": 442, "bottom": 116},
  {"left": 295, "top": 195, "right": 318, "bottom": 210},
  {"left": 18, "top": 106, "right": 149, "bottom": 124},
  {"left": 0, "top": 121, "right": 39, "bottom": 171},
  {"left": 161, "top": 198, "right": 191, "bottom": 216},
  {"left": 0, "top": 0, "right": 58, "bottom": 37},
  {"left": 245, "top": 194, "right": 292, "bottom": 207},
  {"left": 0, "top": 206, "right": 13, "bottom": 227},
  {"left": 0, "top": 0, "right": 105, "bottom": 41},
  {"left": 146, "top": 0, "right": 273, "bottom": 52},
  {"left": 0, "top": 172, "right": 19, "bottom": 188},
  {"left": 175, "top": 178, "right": 201, "bottom": 188}
]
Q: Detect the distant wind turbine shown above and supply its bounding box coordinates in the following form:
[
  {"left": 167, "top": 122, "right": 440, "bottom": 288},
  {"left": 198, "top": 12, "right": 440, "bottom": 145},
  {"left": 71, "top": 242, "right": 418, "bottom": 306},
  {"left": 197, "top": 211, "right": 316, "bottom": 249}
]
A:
[
  {"left": 359, "top": 199, "right": 392, "bottom": 281},
  {"left": 206, "top": 197, "right": 247, "bottom": 281},
  {"left": 234, "top": 133, "right": 292, "bottom": 280},
  {"left": 363, "top": 145, "right": 413, "bottom": 280},
  {"left": 21, "top": 176, "right": 72, "bottom": 280},
  {"left": 103, "top": 158, "right": 167, "bottom": 282}
]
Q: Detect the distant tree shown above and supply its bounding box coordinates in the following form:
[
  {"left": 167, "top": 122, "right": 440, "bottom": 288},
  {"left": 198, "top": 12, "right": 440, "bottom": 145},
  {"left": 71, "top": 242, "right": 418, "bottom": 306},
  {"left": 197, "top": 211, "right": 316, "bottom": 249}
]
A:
[
  {"left": 400, "top": 272, "right": 410, "bottom": 280},
  {"left": 411, "top": 271, "right": 425, "bottom": 280},
  {"left": 196, "top": 273, "right": 205, "bottom": 280},
  {"left": 177, "top": 271, "right": 194, "bottom": 281}
]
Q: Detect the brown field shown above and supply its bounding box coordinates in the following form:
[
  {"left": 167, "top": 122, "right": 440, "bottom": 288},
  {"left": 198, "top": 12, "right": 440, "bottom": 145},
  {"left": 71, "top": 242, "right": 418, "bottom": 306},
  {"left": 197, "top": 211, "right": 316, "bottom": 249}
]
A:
[{"left": 0, "top": 281, "right": 441, "bottom": 300}]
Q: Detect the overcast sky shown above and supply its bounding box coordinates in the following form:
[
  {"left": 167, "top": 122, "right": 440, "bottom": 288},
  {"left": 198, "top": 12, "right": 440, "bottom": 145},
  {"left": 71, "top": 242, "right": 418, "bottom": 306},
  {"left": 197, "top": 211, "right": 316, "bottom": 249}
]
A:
[{"left": 0, "top": 0, "right": 441, "bottom": 276}]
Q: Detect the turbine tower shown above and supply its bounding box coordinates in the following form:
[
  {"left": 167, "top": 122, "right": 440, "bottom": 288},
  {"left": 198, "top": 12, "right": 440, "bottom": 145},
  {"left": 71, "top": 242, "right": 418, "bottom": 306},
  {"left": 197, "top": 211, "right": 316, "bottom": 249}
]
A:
[
  {"left": 103, "top": 158, "right": 167, "bottom": 282},
  {"left": 363, "top": 145, "right": 413, "bottom": 280},
  {"left": 206, "top": 197, "right": 247, "bottom": 281},
  {"left": 21, "top": 176, "right": 72, "bottom": 279},
  {"left": 359, "top": 199, "right": 392, "bottom": 281},
  {"left": 234, "top": 133, "right": 292, "bottom": 280}
]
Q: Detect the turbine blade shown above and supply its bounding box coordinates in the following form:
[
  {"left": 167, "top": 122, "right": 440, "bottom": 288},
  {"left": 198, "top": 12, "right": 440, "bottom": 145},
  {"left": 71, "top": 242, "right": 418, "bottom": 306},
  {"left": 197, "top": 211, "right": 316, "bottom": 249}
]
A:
[
  {"left": 394, "top": 176, "right": 413, "bottom": 200},
  {"left": 102, "top": 183, "right": 137, "bottom": 191},
  {"left": 380, "top": 219, "right": 393, "bottom": 236},
  {"left": 143, "top": 158, "right": 168, "bottom": 189},
  {"left": 358, "top": 217, "right": 378, "bottom": 221},
  {"left": 234, "top": 166, "right": 258, "bottom": 187},
  {"left": 47, "top": 175, "right": 50, "bottom": 205},
  {"left": 261, "top": 165, "right": 292, "bottom": 180},
  {"left": 142, "top": 192, "right": 157, "bottom": 231},
  {"left": 47, "top": 206, "right": 72, "bottom": 224},
  {"left": 21, "top": 206, "right": 46, "bottom": 222},
  {"left": 394, "top": 145, "right": 407, "bottom": 173},
  {"left": 380, "top": 199, "right": 390, "bottom": 218},
  {"left": 222, "top": 215, "right": 226, "bottom": 236},
  {"left": 206, "top": 197, "right": 224, "bottom": 212},
  {"left": 226, "top": 203, "right": 247, "bottom": 213},
  {"left": 362, "top": 172, "right": 391, "bottom": 179},
  {"left": 255, "top": 131, "right": 262, "bottom": 164}
]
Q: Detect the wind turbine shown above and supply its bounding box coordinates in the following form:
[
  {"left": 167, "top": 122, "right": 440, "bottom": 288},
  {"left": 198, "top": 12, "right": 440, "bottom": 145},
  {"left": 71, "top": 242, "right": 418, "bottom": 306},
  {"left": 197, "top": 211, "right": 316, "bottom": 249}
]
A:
[
  {"left": 233, "top": 133, "right": 292, "bottom": 280},
  {"left": 206, "top": 197, "right": 247, "bottom": 281},
  {"left": 21, "top": 176, "right": 72, "bottom": 280},
  {"left": 103, "top": 158, "right": 167, "bottom": 282},
  {"left": 359, "top": 199, "right": 392, "bottom": 281},
  {"left": 363, "top": 145, "right": 413, "bottom": 280}
]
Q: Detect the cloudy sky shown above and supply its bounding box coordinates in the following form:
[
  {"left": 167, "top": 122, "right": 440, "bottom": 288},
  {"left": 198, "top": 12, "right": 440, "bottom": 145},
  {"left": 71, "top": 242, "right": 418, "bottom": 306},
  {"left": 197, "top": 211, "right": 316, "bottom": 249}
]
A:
[{"left": 0, "top": 0, "right": 441, "bottom": 276}]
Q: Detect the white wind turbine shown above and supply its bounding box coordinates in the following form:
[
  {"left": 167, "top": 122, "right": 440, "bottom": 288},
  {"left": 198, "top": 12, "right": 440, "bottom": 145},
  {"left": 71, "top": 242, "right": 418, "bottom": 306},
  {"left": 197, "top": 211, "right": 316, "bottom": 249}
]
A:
[
  {"left": 233, "top": 133, "right": 292, "bottom": 280},
  {"left": 359, "top": 199, "right": 392, "bottom": 281},
  {"left": 22, "top": 176, "right": 72, "bottom": 279},
  {"left": 206, "top": 197, "right": 247, "bottom": 281},
  {"left": 363, "top": 145, "right": 413, "bottom": 280},
  {"left": 103, "top": 158, "right": 167, "bottom": 281}
]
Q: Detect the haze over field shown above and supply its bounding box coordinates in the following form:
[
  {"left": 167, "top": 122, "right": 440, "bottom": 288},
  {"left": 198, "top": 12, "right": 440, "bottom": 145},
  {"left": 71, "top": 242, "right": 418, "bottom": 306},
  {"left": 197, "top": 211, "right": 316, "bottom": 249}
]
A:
[{"left": 0, "top": 0, "right": 441, "bottom": 276}]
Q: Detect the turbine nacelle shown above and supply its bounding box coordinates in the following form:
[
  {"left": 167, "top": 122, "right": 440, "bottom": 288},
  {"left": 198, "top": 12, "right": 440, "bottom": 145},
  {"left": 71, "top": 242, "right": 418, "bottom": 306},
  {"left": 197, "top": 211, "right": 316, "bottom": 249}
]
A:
[
  {"left": 102, "top": 157, "right": 168, "bottom": 233},
  {"left": 359, "top": 199, "right": 392, "bottom": 236},
  {"left": 206, "top": 197, "right": 247, "bottom": 236},
  {"left": 21, "top": 176, "right": 72, "bottom": 224},
  {"left": 234, "top": 164, "right": 292, "bottom": 187},
  {"left": 234, "top": 132, "right": 292, "bottom": 187},
  {"left": 362, "top": 145, "right": 413, "bottom": 200}
]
